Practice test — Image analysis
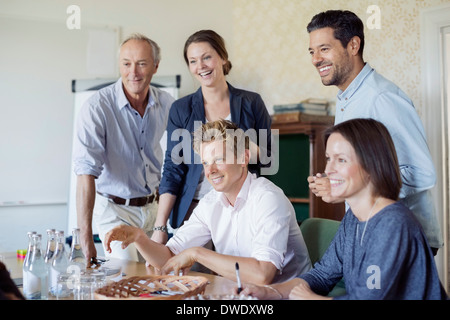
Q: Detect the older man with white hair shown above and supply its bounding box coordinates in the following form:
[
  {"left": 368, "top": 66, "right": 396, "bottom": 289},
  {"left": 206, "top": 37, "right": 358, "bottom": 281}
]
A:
[{"left": 73, "top": 33, "right": 175, "bottom": 264}]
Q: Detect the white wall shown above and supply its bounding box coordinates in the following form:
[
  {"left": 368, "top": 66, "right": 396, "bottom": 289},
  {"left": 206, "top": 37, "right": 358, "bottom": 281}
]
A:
[{"left": 0, "top": 0, "right": 233, "bottom": 252}]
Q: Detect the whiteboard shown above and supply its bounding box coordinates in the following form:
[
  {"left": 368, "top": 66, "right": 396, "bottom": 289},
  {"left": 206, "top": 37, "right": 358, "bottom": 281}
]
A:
[{"left": 0, "top": 15, "right": 119, "bottom": 206}]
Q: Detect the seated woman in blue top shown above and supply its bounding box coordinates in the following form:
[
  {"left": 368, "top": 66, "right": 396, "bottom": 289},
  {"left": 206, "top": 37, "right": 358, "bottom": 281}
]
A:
[
  {"left": 240, "top": 118, "right": 448, "bottom": 300},
  {"left": 151, "top": 30, "right": 272, "bottom": 243}
]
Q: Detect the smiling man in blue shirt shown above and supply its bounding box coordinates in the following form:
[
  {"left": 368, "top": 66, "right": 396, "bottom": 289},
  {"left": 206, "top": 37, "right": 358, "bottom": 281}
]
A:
[
  {"left": 306, "top": 10, "right": 443, "bottom": 254},
  {"left": 73, "top": 33, "right": 175, "bottom": 263}
]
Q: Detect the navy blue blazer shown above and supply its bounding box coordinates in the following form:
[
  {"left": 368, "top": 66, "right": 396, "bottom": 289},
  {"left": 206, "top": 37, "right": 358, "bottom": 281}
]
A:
[{"left": 159, "top": 83, "right": 272, "bottom": 228}]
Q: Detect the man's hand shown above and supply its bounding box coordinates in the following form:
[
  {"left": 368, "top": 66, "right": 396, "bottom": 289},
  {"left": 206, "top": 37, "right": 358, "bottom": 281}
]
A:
[
  {"left": 104, "top": 225, "right": 144, "bottom": 253},
  {"left": 161, "top": 247, "right": 197, "bottom": 276},
  {"left": 80, "top": 232, "right": 97, "bottom": 265},
  {"left": 307, "top": 173, "right": 335, "bottom": 203},
  {"left": 237, "top": 284, "right": 273, "bottom": 300},
  {"left": 235, "top": 283, "right": 285, "bottom": 300},
  {"left": 76, "top": 174, "right": 98, "bottom": 265}
]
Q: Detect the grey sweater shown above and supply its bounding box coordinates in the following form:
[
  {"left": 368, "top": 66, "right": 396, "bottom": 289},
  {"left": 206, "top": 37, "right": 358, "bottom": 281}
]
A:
[{"left": 299, "top": 202, "right": 447, "bottom": 300}]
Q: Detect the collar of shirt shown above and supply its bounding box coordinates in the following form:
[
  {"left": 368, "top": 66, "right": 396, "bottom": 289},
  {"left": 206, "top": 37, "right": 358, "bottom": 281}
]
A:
[
  {"left": 218, "top": 171, "right": 252, "bottom": 210},
  {"left": 337, "top": 63, "right": 373, "bottom": 103},
  {"left": 115, "top": 78, "right": 155, "bottom": 112}
]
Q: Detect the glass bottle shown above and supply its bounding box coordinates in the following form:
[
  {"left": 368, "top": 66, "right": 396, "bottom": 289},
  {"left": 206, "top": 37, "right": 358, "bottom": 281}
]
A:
[
  {"left": 24, "top": 234, "right": 48, "bottom": 300},
  {"left": 44, "top": 229, "right": 56, "bottom": 264},
  {"left": 69, "top": 228, "right": 86, "bottom": 270},
  {"left": 22, "top": 231, "right": 36, "bottom": 297},
  {"left": 49, "top": 231, "right": 69, "bottom": 297}
]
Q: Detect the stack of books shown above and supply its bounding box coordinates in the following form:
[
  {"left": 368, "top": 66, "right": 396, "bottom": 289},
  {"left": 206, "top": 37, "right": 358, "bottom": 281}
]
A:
[
  {"left": 271, "top": 98, "right": 334, "bottom": 124},
  {"left": 273, "top": 98, "right": 329, "bottom": 115}
]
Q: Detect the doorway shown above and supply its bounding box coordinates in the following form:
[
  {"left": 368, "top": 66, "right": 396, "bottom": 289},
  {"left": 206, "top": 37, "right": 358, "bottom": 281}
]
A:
[
  {"left": 421, "top": 4, "right": 450, "bottom": 293},
  {"left": 443, "top": 25, "right": 450, "bottom": 292}
]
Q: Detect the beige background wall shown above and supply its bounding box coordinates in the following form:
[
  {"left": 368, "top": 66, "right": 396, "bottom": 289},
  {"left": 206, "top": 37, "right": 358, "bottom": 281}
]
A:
[
  {"left": 230, "top": 0, "right": 449, "bottom": 115},
  {"left": 0, "top": 0, "right": 233, "bottom": 252}
]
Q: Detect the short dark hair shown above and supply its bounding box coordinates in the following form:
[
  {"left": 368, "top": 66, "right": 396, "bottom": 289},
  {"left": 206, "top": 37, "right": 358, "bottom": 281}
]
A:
[
  {"left": 307, "top": 10, "right": 365, "bottom": 59},
  {"left": 324, "top": 118, "right": 401, "bottom": 201},
  {"left": 183, "top": 30, "right": 232, "bottom": 75}
]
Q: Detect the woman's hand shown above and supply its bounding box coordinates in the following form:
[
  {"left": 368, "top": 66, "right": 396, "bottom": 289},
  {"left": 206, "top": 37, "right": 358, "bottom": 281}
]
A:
[
  {"left": 289, "top": 280, "right": 331, "bottom": 300},
  {"left": 151, "top": 230, "right": 168, "bottom": 245}
]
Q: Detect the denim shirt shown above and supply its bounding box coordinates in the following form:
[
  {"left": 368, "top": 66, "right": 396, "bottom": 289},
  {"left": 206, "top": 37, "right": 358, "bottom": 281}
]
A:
[{"left": 335, "top": 63, "right": 443, "bottom": 248}]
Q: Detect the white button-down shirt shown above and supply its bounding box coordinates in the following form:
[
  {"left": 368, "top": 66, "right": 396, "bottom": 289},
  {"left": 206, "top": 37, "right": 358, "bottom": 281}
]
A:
[{"left": 167, "top": 172, "right": 312, "bottom": 283}]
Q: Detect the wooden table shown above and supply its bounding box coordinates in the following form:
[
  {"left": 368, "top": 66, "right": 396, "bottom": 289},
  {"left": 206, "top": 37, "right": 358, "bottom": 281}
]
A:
[
  {"left": 1, "top": 252, "right": 238, "bottom": 298},
  {"left": 1, "top": 252, "right": 290, "bottom": 320}
]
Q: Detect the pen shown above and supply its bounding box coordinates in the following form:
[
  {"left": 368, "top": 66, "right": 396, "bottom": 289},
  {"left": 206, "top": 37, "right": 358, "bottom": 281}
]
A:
[{"left": 235, "top": 262, "right": 242, "bottom": 294}]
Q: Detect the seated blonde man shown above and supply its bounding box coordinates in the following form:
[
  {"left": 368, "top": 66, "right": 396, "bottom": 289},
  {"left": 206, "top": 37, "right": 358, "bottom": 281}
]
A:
[{"left": 104, "top": 119, "right": 311, "bottom": 284}]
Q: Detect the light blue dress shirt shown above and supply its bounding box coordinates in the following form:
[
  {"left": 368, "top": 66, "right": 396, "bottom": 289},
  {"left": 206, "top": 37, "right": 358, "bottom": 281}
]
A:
[
  {"left": 73, "top": 78, "right": 175, "bottom": 199},
  {"left": 335, "top": 63, "right": 443, "bottom": 248}
]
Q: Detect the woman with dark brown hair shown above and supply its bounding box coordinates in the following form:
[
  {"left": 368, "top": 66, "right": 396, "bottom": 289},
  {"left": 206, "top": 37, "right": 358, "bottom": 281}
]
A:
[
  {"left": 151, "top": 30, "right": 272, "bottom": 244},
  {"left": 240, "top": 118, "right": 447, "bottom": 300}
]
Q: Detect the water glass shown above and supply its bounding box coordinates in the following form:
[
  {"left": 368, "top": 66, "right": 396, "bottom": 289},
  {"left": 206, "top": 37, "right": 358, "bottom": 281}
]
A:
[
  {"left": 55, "top": 273, "right": 73, "bottom": 300},
  {"left": 73, "top": 274, "right": 95, "bottom": 300},
  {"left": 91, "top": 271, "right": 106, "bottom": 290}
]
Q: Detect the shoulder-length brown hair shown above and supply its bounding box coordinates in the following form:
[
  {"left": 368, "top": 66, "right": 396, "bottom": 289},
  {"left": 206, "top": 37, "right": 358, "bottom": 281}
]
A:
[{"left": 324, "top": 118, "right": 402, "bottom": 201}]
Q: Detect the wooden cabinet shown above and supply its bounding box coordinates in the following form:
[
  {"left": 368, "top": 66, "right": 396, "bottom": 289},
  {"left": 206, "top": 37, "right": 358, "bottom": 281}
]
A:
[{"left": 267, "top": 113, "right": 345, "bottom": 222}]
